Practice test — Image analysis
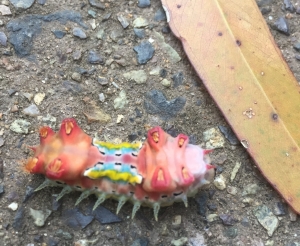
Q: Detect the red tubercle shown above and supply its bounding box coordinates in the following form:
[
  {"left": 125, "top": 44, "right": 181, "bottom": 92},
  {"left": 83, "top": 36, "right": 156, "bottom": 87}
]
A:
[
  {"left": 24, "top": 155, "right": 46, "bottom": 174},
  {"left": 39, "top": 126, "right": 55, "bottom": 145},
  {"left": 180, "top": 167, "right": 195, "bottom": 187},
  {"left": 177, "top": 134, "right": 189, "bottom": 148},
  {"left": 147, "top": 126, "right": 167, "bottom": 150},
  {"left": 151, "top": 167, "right": 171, "bottom": 192},
  {"left": 45, "top": 158, "right": 64, "bottom": 180},
  {"left": 58, "top": 118, "right": 89, "bottom": 144}
]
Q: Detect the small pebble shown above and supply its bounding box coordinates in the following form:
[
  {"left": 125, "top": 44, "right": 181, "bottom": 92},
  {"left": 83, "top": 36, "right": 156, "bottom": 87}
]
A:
[
  {"left": 220, "top": 214, "right": 237, "bottom": 226},
  {"left": 203, "top": 127, "right": 225, "bottom": 149},
  {"left": 242, "top": 184, "right": 259, "bottom": 196},
  {"left": 123, "top": 70, "right": 147, "bottom": 84},
  {"left": 207, "top": 214, "right": 218, "bottom": 222},
  {"left": 73, "top": 50, "right": 82, "bottom": 60},
  {"left": 71, "top": 72, "right": 82, "bottom": 82},
  {"left": 116, "top": 115, "right": 124, "bottom": 124},
  {"left": 283, "top": 0, "right": 295, "bottom": 13},
  {"left": 218, "top": 125, "right": 239, "bottom": 145},
  {"left": 23, "top": 186, "right": 35, "bottom": 203},
  {"left": 10, "top": 119, "right": 31, "bottom": 134},
  {"left": 161, "top": 26, "right": 171, "bottom": 33},
  {"left": 154, "top": 8, "right": 166, "bottom": 21},
  {"left": 171, "top": 237, "right": 188, "bottom": 246},
  {"left": 133, "top": 28, "right": 145, "bottom": 38},
  {"left": 131, "top": 238, "right": 149, "bottom": 246},
  {"left": 88, "top": 50, "right": 104, "bottom": 64},
  {"left": 133, "top": 41, "right": 154, "bottom": 64},
  {"left": 288, "top": 206, "right": 297, "bottom": 221},
  {"left": 171, "top": 215, "right": 181, "bottom": 229},
  {"left": 172, "top": 72, "right": 184, "bottom": 87},
  {"left": 110, "top": 29, "right": 124, "bottom": 42},
  {"left": 253, "top": 205, "right": 279, "bottom": 236},
  {"left": 9, "top": 0, "right": 35, "bottom": 9},
  {"left": 0, "top": 4, "right": 11, "bottom": 15},
  {"left": 117, "top": 14, "right": 129, "bottom": 29},
  {"left": 230, "top": 162, "right": 241, "bottom": 182},
  {"left": 0, "top": 138, "right": 4, "bottom": 147},
  {"left": 52, "top": 30, "right": 66, "bottom": 39},
  {"left": 34, "top": 93, "right": 45, "bottom": 105},
  {"left": 293, "top": 42, "right": 300, "bottom": 51},
  {"left": 138, "top": 0, "right": 150, "bottom": 8},
  {"left": 195, "top": 191, "right": 208, "bottom": 217},
  {"left": 227, "top": 186, "right": 238, "bottom": 195},
  {"left": 88, "top": 9, "right": 96, "bottom": 18},
  {"left": 0, "top": 184, "right": 4, "bottom": 195},
  {"left": 241, "top": 217, "right": 250, "bottom": 227},
  {"left": 23, "top": 104, "right": 40, "bottom": 116},
  {"left": 96, "top": 29, "right": 105, "bottom": 40},
  {"left": 12, "top": 207, "right": 24, "bottom": 230},
  {"left": 161, "top": 79, "right": 171, "bottom": 87},
  {"left": 102, "top": 12, "right": 112, "bottom": 21},
  {"left": 37, "top": 0, "right": 47, "bottom": 5},
  {"left": 114, "top": 90, "right": 128, "bottom": 109},
  {"left": 97, "top": 76, "right": 108, "bottom": 85},
  {"left": 207, "top": 203, "right": 217, "bottom": 211},
  {"left": 295, "top": 54, "right": 300, "bottom": 61},
  {"left": 73, "top": 27, "right": 87, "bottom": 39},
  {"left": 0, "top": 32, "right": 7, "bottom": 46},
  {"left": 242, "top": 197, "right": 254, "bottom": 205},
  {"left": 133, "top": 17, "right": 149, "bottom": 28},
  {"left": 149, "top": 67, "right": 161, "bottom": 75},
  {"left": 89, "top": 19, "right": 96, "bottom": 29},
  {"left": 273, "top": 17, "right": 290, "bottom": 35},
  {"left": 30, "top": 208, "right": 52, "bottom": 227},
  {"left": 8, "top": 202, "right": 18, "bottom": 211},
  {"left": 8, "top": 88, "right": 17, "bottom": 96},
  {"left": 213, "top": 175, "right": 226, "bottom": 190},
  {"left": 152, "top": 32, "right": 182, "bottom": 64},
  {"left": 128, "top": 133, "right": 138, "bottom": 142},
  {"left": 224, "top": 227, "right": 238, "bottom": 239},
  {"left": 88, "top": 0, "right": 105, "bottom": 10},
  {"left": 260, "top": 6, "right": 271, "bottom": 15},
  {"left": 273, "top": 202, "right": 286, "bottom": 216},
  {"left": 144, "top": 90, "right": 186, "bottom": 120},
  {"left": 99, "top": 93, "right": 105, "bottom": 102}
]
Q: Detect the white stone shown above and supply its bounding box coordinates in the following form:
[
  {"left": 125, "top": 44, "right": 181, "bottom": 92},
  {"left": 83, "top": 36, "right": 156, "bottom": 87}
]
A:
[
  {"left": 213, "top": 174, "right": 226, "bottom": 190},
  {"left": 116, "top": 114, "right": 124, "bottom": 123},
  {"left": 34, "top": 93, "right": 45, "bottom": 105},
  {"left": 8, "top": 202, "right": 18, "bottom": 211}
]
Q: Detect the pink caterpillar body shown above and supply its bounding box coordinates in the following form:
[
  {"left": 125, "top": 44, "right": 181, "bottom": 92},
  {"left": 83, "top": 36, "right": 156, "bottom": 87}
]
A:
[{"left": 25, "top": 118, "right": 214, "bottom": 220}]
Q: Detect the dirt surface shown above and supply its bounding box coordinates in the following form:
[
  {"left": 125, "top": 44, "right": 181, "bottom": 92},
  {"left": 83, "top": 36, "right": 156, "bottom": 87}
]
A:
[{"left": 1, "top": 0, "right": 300, "bottom": 245}]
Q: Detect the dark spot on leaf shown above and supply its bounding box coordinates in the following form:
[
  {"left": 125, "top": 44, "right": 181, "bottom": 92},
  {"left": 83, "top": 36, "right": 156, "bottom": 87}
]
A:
[
  {"left": 272, "top": 113, "right": 278, "bottom": 120},
  {"left": 236, "top": 40, "right": 241, "bottom": 46},
  {"left": 218, "top": 32, "right": 223, "bottom": 36},
  {"left": 177, "top": 4, "right": 181, "bottom": 8}
]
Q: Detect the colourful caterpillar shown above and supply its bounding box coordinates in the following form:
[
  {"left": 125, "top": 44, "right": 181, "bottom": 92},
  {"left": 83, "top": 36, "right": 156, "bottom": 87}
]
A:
[{"left": 25, "top": 118, "right": 215, "bottom": 220}]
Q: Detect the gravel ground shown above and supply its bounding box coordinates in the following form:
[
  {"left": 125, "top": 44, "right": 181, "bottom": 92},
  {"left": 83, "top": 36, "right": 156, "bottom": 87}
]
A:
[{"left": 1, "top": 0, "right": 300, "bottom": 245}]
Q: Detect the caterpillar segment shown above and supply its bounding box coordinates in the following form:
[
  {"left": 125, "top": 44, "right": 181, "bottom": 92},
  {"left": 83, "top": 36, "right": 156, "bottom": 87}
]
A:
[{"left": 25, "top": 118, "right": 215, "bottom": 221}]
